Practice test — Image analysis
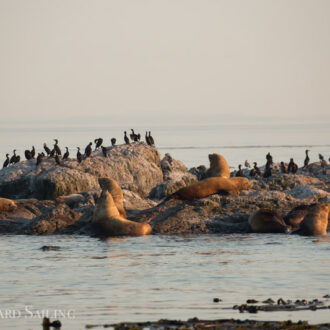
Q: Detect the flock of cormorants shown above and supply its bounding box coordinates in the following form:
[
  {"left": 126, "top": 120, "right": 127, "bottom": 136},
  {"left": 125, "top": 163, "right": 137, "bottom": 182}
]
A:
[
  {"left": 2, "top": 129, "right": 155, "bottom": 169},
  {"left": 235, "top": 150, "right": 329, "bottom": 178}
]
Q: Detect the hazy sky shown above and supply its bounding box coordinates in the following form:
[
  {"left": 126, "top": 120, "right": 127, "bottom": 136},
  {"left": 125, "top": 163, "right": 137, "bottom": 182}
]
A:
[{"left": 1, "top": 0, "right": 330, "bottom": 125}]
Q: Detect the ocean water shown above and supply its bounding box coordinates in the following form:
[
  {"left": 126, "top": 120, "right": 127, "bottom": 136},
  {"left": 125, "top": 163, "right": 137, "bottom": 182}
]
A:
[
  {"left": 0, "top": 122, "right": 330, "bottom": 329},
  {"left": 0, "top": 122, "right": 329, "bottom": 170}
]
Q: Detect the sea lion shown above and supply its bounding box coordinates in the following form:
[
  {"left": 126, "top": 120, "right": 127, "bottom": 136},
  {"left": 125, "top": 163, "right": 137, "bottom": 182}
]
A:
[
  {"left": 206, "top": 153, "right": 230, "bottom": 178},
  {"left": 93, "top": 190, "right": 151, "bottom": 236},
  {"left": 98, "top": 177, "right": 126, "bottom": 218},
  {"left": 292, "top": 204, "right": 329, "bottom": 236},
  {"left": 284, "top": 204, "right": 312, "bottom": 229},
  {"left": 248, "top": 209, "right": 291, "bottom": 233},
  {"left": 170, "top": 177, "right": 251, "bottom": 201},
  {"left": 0, "top": 197, "right": 17, "bottom": 212}
]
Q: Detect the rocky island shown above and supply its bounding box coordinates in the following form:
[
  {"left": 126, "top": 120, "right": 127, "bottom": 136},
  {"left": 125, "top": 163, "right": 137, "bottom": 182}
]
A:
[{"left": 0, "top": 142, "right": 329, "bottom": 236}]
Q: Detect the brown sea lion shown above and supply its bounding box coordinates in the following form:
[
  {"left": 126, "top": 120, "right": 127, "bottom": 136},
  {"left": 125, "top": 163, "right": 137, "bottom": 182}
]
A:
[
  {"left": 93, "top": 190, "right": 151, "bottom": 237},
  {"left": 284, "top": 204, "right": 313, "bottom": 229},
  {"left": 98, "top": 177, "right": 126, "bottom": 218},
  {"left": 248, "top": 209, "right": 291, "bottom": 233},
  {"left": 0, "top": 197, "right": 17, "bottom": 212},
  {"left": 170, "top": 177, "right": 251, "bottom": 201},
  {"left": 292, "top": 204, "right": 329, "bottom": 236},
  {"left": 206, "top": 153, "right": 230, "bottom": 178}
]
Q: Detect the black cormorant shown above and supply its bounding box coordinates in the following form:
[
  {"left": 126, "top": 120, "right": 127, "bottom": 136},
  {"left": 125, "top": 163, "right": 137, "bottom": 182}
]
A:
[
  {"left": 124, "top": 131, "right": 130, "bottom": 145},
  {"left": 148, "top": 131, "right": 155, "bottom": 145},
  {"left": 54, "top": 139, "right": 61, "bottom": 156},
  {"left": 10, "top": 150, "right": 17, "bottom": 164},
  {"left": 236, "top": 164, "right": 245, "bottom": 177},
  {"left": 280, "top": 161, "right": 287, "bottom": 173},
  {"left": 145, "top": 131, "right": 151, "bottom": 146},
  {"left": 63, "top": 147, "right": 69, "bottom": 160},
  {"left": 101, "top": 146, "right": 107, "bottom": 157},
  {"left": 43, "top": 143, "right": 51, "bottom": 156},
  {"left": 288, "top": 158, "right": 298, "bottom": 174},
  {"left": 31, "top": 146, "right": 35, "bottom": 158},
  {"left": 263, "top": 163, "right": 272, "bottom": 178},
  {"left": 94, "top": 138, "right": 103, "bottom": 150},
  {"left": 77, "top": 147, "right": 82, "bottom": 163},
  {"left": 36, "top": 153, "right": 43, "bottom": 166},
  {"left": 111, "top": 138, "right": 116, "bottom": 146},
  {"left": 3, "top": 154, "right": 9, "bottom": 168},
  {"left": 249, "top": 162, "right": 261, "bottom": 177},
  {"left": 24, "top": 149, "right": 32, "bottom": 160},
  {"left": 303, "top": 149, "right": 310, "bottom": 169},
  {"left": 84, "top": 142, "right": 92, "bottom": 157}
]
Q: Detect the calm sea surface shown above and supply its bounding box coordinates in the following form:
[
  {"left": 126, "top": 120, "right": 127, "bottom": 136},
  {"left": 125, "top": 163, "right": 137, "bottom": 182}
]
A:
[{"left": 0, "top": 123, "right": 329, "bottom": 328}]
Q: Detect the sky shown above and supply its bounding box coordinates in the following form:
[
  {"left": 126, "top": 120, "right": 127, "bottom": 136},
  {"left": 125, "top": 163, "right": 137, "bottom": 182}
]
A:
[{"left": 0, "top": 0, "right": 330, "bottom": 126}]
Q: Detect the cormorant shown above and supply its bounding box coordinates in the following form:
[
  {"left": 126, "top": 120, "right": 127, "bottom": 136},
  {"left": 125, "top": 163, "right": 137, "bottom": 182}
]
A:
[
  {"left": 31, "top": 146, "right": 35, "bottom": 158},
  {"left": 63, "top": 147, "right": 69, "bottom": 160},
  {"left": 111, "top": 138, "right": 116, "bottom": 146},
  {"left": 43, "top": 143, "right": 51, "bottom": 156},
  {"left": 148, "top": 131, "right": 155, "bottom": 145},
  {"left": 24, "top": 149, "right": 32, "bottom": 160},
  {"left": 55, "top": 154, "right": 61, "bottom": 165},
  {"left": 77, "top": 147, "right": 82, "bottom": 163},
  {"left": 263, "top": 163, "right": 272, "bottom": 178},
  {"left": 280, "top": 161, "right": 287, "bottom": 173},
  {"left": 249, "top": 162, "right": 261, "bottom": 177},
  {"left": 145, "top": 131, "right": 151, "bottom": 146},
  {"left": 303, "top": 149, "right": 310, "bottom": 169},
  {"left": 54, "top": 139, "right": 61, "bottom": 156},
  {"left": 36, "top": 153, "right": 43, "bottom": 166},
  {"left": 94, "top": 138, "right": 103, "bottom": 150},
  {"left": 321, "top": 159, "right": 327, "bottom": 174},
  {"left": 101, "top": 146, "right": 107, "bottom": 157},
  {"left": 319, "top": 153, "right": 324, "bottom": 161},
  {"left": 3, "top": 154, "right": 9, "bottom": 168},
  {"left": 49, "top": 148, "right": 56, "bottom": 158},
  {"left": 130, "top": 129, "right": 138, "bottom": 142},
  {"left": 84, "top": 142, "right": 92, "bottom": 158},
  {"left": 236, "top": 164, "right": 245, "bottom": 177},
  {"left": 288, "top": 158, "right": 298, "bottom": 174},
  {"left": 10, "top": 150, "right": 18, "bottom": 164},
  {"left": 137, "top": 133, "right": 141, "bottom": 141},
  {"left": 266, "top": 152, "right": 273, "bottom": 165},
  {"left": 124, "top": 131, "right": 130, "bottom": 145},
  {"left": 244, "top": 160, "right": 251, "bottom": 168}
]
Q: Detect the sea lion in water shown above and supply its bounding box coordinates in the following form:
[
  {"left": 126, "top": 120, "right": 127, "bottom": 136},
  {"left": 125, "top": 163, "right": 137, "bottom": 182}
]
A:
[
  {"left": 206, "top": 153, "right": 230, "bottom": 178},
  {"left": 292, "top": 204, "right": 329, "bottom": 236},
  {"left": 169, "top": 177, "right": 251, "bottom": 201},
  {"left": 0, "top": 197, "right": 17, "bottom": 212},
  {"left": 93, "top": 190, "right": 151, "bottom": 237},
  {"left": 98, "top": 177, "right": 126, "bottom": 218},
  {"left": 284, "top": 204, "right": 312, "bottom": 229},
  {"left": 248, "top": 209, "right": 291, "bottom": 233}
]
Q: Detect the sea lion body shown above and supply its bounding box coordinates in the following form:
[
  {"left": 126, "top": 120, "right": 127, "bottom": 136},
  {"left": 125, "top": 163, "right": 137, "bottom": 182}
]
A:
[
  {"left": 249, "top": 209, "right": 291, "bottom": 233},
  {"left": 206, "top": 153, "right": 230, "bottom": 178},
  {"left": 292, "top": 204, "right": 329, "bottom": 236},
  {"left": 284, "top": 204, "right": 311, "bottom": 229},
  {"left": 172, "top": 177, "right": 251, "bottom": 200},
  {"left": 0, "top": 197, "right": 17, "bottom": 212},
  {"left": 98, "top": 177, "right": 126, "bottom": 218},
  {"left": 93, "top": 190, "right": 151, "bottom": 236}
]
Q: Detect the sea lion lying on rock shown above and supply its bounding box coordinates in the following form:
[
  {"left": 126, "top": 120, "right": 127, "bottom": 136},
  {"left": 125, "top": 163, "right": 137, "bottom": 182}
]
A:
[
  {"left": 206, "top": 153, "right": 230, "bottom": 178},
  {"left": 169, "top": 177, "right": 251, "bottom": 201},
  {"left": 0, "top": 197, "right": 16, "bottom": 212},
  {"left": 284, "top": 204, "right": 313, "bottom": 229},
  {"left": 93, "top": 189, "right": 151, "bottom": 237},
  {"left": 249, "top": 209, "right": 291, "bottom": 233},
  {"left": 292, "top": 204, "right": 329, "bottom": 236},
  {"left": 98, "top": 177, "right": 126, "bottom": 218}
]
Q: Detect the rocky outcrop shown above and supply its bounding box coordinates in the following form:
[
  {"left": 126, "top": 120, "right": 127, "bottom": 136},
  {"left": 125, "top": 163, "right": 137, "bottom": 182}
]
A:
[{"left": 0, "top": 143, "right": 163, "bottom": 200}]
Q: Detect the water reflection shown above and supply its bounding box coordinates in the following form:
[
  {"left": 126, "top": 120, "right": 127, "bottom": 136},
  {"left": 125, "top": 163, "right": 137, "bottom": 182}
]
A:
[{"left": 0, "top": 234, "right": 329, "bottom": 329}]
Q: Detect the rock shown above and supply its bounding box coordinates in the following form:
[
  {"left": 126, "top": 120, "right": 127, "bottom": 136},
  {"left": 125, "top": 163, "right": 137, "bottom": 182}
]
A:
[
  {"left": 56, "top": 193, "right": 86, "bottom": 208},
  {"left": 0, "top": 143, "right": 163, "bottom": 200},
  {"left": 285, "top": 185, "right": 330, "bottom": 200}
]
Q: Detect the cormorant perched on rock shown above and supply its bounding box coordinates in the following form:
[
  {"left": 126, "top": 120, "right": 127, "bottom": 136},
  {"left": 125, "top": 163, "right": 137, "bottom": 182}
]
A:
[
  {"left": 321, "top": 159, "right": 328, "bottom": 174},
  {"left": 101, "top": 146, "right": 107, "bottom": 157},
  {"left": 303, "top": 149, "right": 310, "bottom": 169},
  {"left": 55, "top": 154, "right": 61, "bottom": 165},
  {"left": 36, "top": 153, "right": 43, "bottom": 166},
  {"left": 137, "top": 133, "right": 141, "bottom": 141},
  {"left": 244, "top": 160, "right": 251, "bottom": 168},
  {"left": 263, "top": 163, "right": 272, "bottom": 178},
  {"left": 94, "top": 138, "right": 103, "bottom": 150},
  {"left": 266, "top": 152, "right": 273, "bottom": 165},
  {"left": 145, "top": 131, "right": 151, "bottom": 146},
  {"left": 3, "top": 154, "right": 9, "bottom": 168},
  {"left": 77, "top": 147, "right": 82, "bottom": 163},
  {"left": 124, "top": 131, "right": 130, "bottom": 145},
  {"left": 280, "top": 161, "right": 288, "bottom": 173},
  {"left": 130, "top": 129, "right": 138, "bottom": 142},
  {"left": 249, "top": 162, "right": 261, "bottom": 177},
  {"left": 63, "top": 147, "right": 69, "bottom": 160},
  {"left": 31, "top": 146, "right": 35, "bottom": 158},
  {"left": 111, "top": 138, "right": 116, "bottom": 146},
  {"left": 236, "top": 164, "right": 245, "bottom": 177},
  {"left": 288, "top": 158, "right": 298, "bottom": 174},
  {"left": 148, "top": 131, "right": 155, "bottom": 145},
  {"left": 24, "top": 149, "right": 32, "bottom": 160},
  {"left": 84, "top": 142, "right": 92, "bottom": 158},
  {"left": 54, "top": 139, "right": 61, "bottom": 156},
  {"left": 10, "top": 150, "right": 19, "bottom": 164},
  {"left": 49, "top": 147, "right": 56, "bottom": 158},
  {"left": 43, "top": 143, "right": 51, "bottom": 156},
  {"left": 319, "top": 153, "right": 324, "bottom": 161}
]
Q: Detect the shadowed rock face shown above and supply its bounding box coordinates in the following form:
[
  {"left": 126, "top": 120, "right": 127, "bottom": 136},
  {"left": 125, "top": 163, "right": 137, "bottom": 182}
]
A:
[{"left": 0, "top": 143, "right": 163, "bottom": 200}]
